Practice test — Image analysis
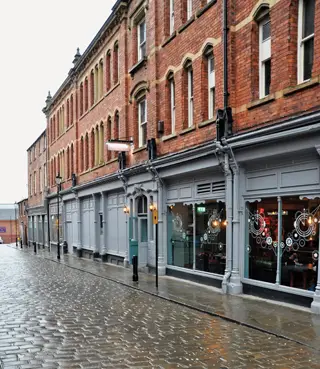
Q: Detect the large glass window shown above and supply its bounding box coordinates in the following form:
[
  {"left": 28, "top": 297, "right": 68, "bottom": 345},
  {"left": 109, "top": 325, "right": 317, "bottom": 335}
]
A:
[
  {"left": 281, "top": 196, "right": 319, "bottom": 291},
  {"left": 167, "top": 200, "right": 227, "bottom": 274},
  {"left": 195, "top": 201, "right": 226, "bottom": 275},
  {"left": 245, "top": 196, "right": 319, "bottom": 291},
  {"left": 167, "top": 204, "right": 193, "bottom": 269}
]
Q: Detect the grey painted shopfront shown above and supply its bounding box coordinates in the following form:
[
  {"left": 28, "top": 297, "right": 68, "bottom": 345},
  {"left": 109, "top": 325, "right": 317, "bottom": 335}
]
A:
[
  {"left": 27, "top": 205, "right": 48, "bottom": 249},
  {"left": 40, "top": 112, "right": 320, "bottom": 312}
]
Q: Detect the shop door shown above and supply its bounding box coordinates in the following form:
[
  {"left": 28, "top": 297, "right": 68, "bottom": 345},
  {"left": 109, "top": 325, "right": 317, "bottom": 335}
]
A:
[
  {"left": 129, "top": 216, "right": 138, "bottom": 264},
  {"left": 66, "top": 222, "right": 73, "bottom": 253}
]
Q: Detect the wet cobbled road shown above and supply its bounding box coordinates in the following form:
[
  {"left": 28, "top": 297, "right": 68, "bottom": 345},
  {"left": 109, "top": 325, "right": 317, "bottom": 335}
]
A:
[{"left": 1, "top": 247, "right": 320, "bottom": 369}]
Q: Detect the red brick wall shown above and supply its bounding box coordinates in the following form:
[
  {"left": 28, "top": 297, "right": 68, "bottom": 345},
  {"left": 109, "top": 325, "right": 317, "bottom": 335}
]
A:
[
  {"left": 0, "top": 220, "right": 18, "bottom": 244},
  {"left": 43, "top": 0, "right": 320, "bottom": 193}
]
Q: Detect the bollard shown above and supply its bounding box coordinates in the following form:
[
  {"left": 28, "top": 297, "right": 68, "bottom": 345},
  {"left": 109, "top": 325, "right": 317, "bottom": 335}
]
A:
[
  {"left": 132, "top": 255, "right": 138, "bottom": 282},
  {"left": 20, "top": 239, "right": 23, "bottom": 249},
  {"left": 33, "top": 241, "right": 37, "bottom": 254}
]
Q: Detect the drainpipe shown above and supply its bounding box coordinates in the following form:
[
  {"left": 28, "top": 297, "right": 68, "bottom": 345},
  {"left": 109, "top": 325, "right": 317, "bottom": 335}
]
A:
[
  {"left": 222, "top": 153, "right": 233, "bottom": 293},
  {"left": 223, "top": 0, "right": 228, "bottom": 110},
  {"left": 230, "top": 166, "right": 242, "bottom": 293}
]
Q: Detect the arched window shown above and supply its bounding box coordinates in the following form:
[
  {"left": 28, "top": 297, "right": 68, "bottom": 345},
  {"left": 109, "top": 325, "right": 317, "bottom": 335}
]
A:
[
  {"left": 114, "top": 111, "right": 120, "bottom": 139},
  {"left": 95, "top": 65, "right": 99, "bottom": 102},
  {"left": 85, "top": 133, "right": 89, "bottom": 171},
  {"left": 66, "top": 99, "right": 70, "bottom": 128},
  {"left": 66, "top": 147, "right": 70, "bottom": 179},
  {"left": 91, "top": 129, "right": 95, "bottom": 168},
  {"left": 202, "top": 44, "right": 215, "bottom": 120},
  {"left": 70, "top": 94, "right": 74, "bottom": 124},
  {"left": 167, "top": 72, "right": 175, "bottom": 134},
  {"left": 90, "top": 70, "right": 95, "bottom": 106},
  {"left": 99, "top": 59, "right": 104, "bottom": 98},
  {"left": 113, "top": 42, "right": 119, "bottom": 84},
  {"left": 99, "top": 122, "right": 104, "bottom": 163},
  {"left": 95, "top": 125, "right": 99, "bottom": 166},
  {"left": 80, "top": 83, "right": 84, "bottom": 116},
  {"left": 71, "top": 143, "right": 74, "bottom": 175},
  {"left": 183, "top": 59, "right": 193, "bottom": 128},
  {"left": 84, "top": 77, "right": 89, "bottom": 111},
  {"left": 80, "top": 137, "right": 84, "bottom": 172},
  {"left": 107, "top": 116, "right": 112, "bottom": 161},
  {"left": 106, "top": 50, "right": 111, "bottom": 91}
]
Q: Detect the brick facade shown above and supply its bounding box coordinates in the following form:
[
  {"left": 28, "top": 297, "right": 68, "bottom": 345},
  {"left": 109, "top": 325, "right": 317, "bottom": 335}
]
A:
[{"left": 40, "top": 0, "right": 320, "bottom": 193}]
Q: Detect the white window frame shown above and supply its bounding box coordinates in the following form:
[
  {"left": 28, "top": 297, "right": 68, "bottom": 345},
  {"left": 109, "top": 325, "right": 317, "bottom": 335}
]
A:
[
  {"left": 187, "top": 0, "right": 192, "bottom": 20},
  {"left": 170, "top": 78, "right": 175, "bottom": 133},
  {"left": 259, "top": 16, "right": 271, "bottom": 98},
  {"left": 170, "top": 0, "right": 175, "bottom": 34},
  {"left": 297, "top": 0, "right": 315, "bottom": 84},
  {"left": 138, "top": 98, "right": 147, "bottom": 147},
  {"left": 137, "top": 18, "right": 146, "bottom": 61},
  {"left": 187, "top": 67, "right": 193, "bottom": 127},
  {"left": 208, "top": 54, "right": 215, "bottom": 119}
]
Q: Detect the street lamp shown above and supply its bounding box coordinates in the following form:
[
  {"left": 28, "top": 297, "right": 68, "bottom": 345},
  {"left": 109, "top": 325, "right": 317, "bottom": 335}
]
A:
[{"left": 56, "top": 173, "right": 62, "bottom": 260}]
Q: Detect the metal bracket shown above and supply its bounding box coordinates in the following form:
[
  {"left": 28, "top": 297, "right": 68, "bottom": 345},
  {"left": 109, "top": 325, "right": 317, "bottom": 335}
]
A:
[
  {"left": 117, "top": 170, "right": 128, "bottom": 192},
  {"left": 146, "top": 161, "right": 164, "bottom": 186}
]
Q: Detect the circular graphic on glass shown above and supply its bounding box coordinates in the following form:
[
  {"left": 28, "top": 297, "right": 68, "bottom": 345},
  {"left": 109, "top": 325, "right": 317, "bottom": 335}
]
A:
[
  {"left": 286, "top": 237, "right": 293, "bottom": 247},
  {"left": 173, "top": 214, "right": 183, "bottom": 232},
  {"left": 203, "top": 233, "right": 208, "bottom": 241},
  {"left": 312, "top": 250, "right": 319, "bottom": 261},
  {"left": 299, "top": 238, "right": 306, "bottom": 248},
  {"left": 208, "top": 213, "right": 220, "bottom": 234},
  {"left": 292, "top": 243, "right": 299, "bottom": 252},
  {"left": 182, "top": 232, "right": 186, "bottom": 240},
  {"left": 249, "top": 213, "right": 266, "bottom": 237},
  {"left": 247, "top": 245, "right": 251, "bottom": 253},
  {"left": 266, "top": 237, "right": 273, "bottom": 246},
  {"left": 294, "top": 211, "right": 315, "bottom": 238},
  {"left": 280, "top": 242, "right": 285, "bottom": 249},
  {"left": 218, "top": 243, "right": 224, "bottom": 251}
]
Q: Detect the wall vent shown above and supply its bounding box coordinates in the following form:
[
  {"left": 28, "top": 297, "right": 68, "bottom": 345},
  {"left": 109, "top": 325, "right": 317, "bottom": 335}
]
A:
[{"left": 196, "top": 181, "right": 225, "bottom": 196}]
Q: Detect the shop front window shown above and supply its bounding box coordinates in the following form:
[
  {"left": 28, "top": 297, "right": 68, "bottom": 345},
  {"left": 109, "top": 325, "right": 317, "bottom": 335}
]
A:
[
  {"left": 167, "top": 203, "right": 193, "bottom": 269},
  {"left": 281, "top": 196, "right": 319, "bottom": 291},
  {"left": 245, "top": 198, "right": 278, "bottom": 283},
  {"left": 195, "top": 201, "right": 226, "bottom": 274},
  {"left": 245, "top": 196, "right": 319, "bottom": 291}
]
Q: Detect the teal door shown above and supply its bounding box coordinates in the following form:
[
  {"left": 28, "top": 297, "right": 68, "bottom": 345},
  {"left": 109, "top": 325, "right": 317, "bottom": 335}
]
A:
[{"left": 129, "top": 216, "right": 138, "bottom": 264}]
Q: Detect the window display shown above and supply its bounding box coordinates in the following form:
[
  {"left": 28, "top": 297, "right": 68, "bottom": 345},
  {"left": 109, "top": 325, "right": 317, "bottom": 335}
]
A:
[
  {"left": 167, "top": 201, "right": 227, "bottom": 274},
  {"left": 245, "top": 196, "right": 319, "bottom": 290}
]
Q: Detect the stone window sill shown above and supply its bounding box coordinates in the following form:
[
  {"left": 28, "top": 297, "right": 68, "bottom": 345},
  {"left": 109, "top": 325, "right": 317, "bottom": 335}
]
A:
[
  {"left": 162, "top": 31, "right": 177, "bottom": 48},
  {"left": 162, "top": 133, "right": 177, "bottom": 142},
  {"left": 133, "top": 145, "right": 147, "bottom": 154},
  {"left": 247, "top": 93, "right": 275, "bottom": 110},
  {"left": 129, "top": 57, "right": 148, "bottom": 77},
  {"left": 178, "top": 16, "right": 195, "bottom": 34},
  {"left": 179, "top": 125, "right": 196, "bottom": 136},
  {"left": 198, "top": 118, "right": 215, "bottom": 128},
  {"left": 283, "top": 77, "right": 319, "bottom": 97},
  {"left": 196, "top": 0, "right": 217, "bottom": 18}
]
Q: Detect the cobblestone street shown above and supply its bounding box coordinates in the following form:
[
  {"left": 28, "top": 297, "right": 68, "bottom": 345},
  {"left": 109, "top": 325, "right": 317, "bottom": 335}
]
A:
[{"left": 1, "top": 246, "right": 320, "bottom": 369}]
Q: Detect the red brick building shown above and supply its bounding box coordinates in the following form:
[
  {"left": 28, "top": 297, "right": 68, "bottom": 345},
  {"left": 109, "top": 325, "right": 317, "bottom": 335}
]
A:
[
  {"left": 27, "top": 0, "right": 320, "bottom": 312},
  {"left": 17, "top": 198, "right": 28, "bottom": 245},
  {"left": 27, "top": 130, "right": 48, "bottom": 248},
  {"left": 0, "top": 204, "right": 18, "bottom": 244}
]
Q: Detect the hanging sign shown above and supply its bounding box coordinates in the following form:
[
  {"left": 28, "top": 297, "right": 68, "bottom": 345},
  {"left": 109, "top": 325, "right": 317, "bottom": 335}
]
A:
[{"left": 153, "top": 209, "right": 158, "bottom": 225}]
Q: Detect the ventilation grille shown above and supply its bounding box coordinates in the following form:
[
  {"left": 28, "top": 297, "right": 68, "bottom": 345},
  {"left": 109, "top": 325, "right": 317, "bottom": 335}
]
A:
[{"left": 196, "top": 181, "right": 225, "bottom": 196}]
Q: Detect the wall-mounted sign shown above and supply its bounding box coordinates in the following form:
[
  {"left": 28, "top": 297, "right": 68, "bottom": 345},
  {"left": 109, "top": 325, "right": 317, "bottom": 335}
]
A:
[
  {"left": 197, "top": 207, "right": 206, "bottom": 213},
  {"left": 0, "top": 227, "right": 6, "bottom": 233}
]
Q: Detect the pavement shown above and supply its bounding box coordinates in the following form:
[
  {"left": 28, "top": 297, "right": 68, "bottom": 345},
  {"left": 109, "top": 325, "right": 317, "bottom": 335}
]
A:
[{"left": 0, "top": 244, "right": 320, "bottom": 368}]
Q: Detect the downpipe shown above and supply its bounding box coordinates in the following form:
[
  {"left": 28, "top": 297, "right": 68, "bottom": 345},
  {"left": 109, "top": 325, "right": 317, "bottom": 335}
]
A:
[{"left": 222, "top": 152, "right": 233, "bottom": 294}]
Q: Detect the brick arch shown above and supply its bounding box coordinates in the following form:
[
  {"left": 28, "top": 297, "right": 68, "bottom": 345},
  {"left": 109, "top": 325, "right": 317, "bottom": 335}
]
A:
[{"left": 129, "top": 80, "right": 149, "bottom": 103}]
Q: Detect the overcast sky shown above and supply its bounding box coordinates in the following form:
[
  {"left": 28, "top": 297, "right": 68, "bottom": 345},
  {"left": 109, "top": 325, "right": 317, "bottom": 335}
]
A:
[{"left": 0, "top": 0, "right": 115, "bottom": 204}]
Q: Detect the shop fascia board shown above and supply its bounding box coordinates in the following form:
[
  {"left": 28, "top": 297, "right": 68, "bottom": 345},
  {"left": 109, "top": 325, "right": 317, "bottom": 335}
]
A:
[
  {"left": 228, "top": 122, "right": 320, "bottom": 156},
  {"left": 227, "top": 110, "right": 320, "bottom": 147},
  {"left": 233, "top": 133, "right": 320, "bottom": 164},
  {"left": 77, "top": 180, "right": 124, "bottom": 199}
]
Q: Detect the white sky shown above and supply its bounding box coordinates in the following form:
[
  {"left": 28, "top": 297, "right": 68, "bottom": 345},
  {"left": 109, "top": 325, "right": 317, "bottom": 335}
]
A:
[{"left": 0, "top": 0, "right": 116, "bottom": 204}]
